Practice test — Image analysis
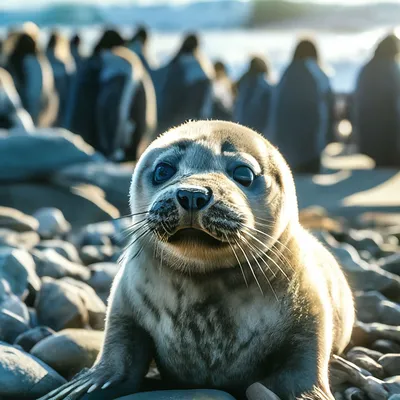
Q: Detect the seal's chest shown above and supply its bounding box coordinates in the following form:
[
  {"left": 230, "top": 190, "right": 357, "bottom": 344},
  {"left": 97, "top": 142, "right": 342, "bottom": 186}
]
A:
[{"left": 136, "top": 280, "right": 284, "bottom": 386}]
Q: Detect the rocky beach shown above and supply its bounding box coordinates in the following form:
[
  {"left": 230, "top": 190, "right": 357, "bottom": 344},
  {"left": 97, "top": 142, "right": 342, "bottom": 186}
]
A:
[{"left": 0, "top": 128, "right": 399, "bottom": 399}]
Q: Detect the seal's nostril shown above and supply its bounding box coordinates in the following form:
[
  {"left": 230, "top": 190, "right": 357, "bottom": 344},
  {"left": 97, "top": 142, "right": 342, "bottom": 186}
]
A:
[{"left": 177, "top": 189, "right": 212, "bottom": 211}]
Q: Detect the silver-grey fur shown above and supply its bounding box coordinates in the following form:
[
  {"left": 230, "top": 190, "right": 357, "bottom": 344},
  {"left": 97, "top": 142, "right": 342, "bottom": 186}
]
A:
[{"left": 40, "top": 121, "right": 354, "bottom": 400}]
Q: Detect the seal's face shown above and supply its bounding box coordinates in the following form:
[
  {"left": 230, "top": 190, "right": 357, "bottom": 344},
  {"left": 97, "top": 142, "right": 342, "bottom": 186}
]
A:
[{"left": 130, "top": 121, "right": 298, "bottom": 273}]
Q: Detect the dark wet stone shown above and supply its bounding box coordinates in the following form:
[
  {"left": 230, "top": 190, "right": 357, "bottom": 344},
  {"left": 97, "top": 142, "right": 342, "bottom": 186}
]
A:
[
  {"left": 14, "top": 326, "right": 55, "bottom": 352},
  {"left": 35, "top": 240, "right": 81, "bottom": 263},
  {"left": 380, "top": 355, "right": 400, "bottom": 378},
  {"left": 373, "top": 341, "right": 400, "bottom": 355},
  {"left": 347, "top": 347, "right": 384, "bottom": 362},
  {"left": 0, "top": 341, "right": 66, "bottom": 397},
  {"left": 32, "top": 249, "right": 90, "bottom": 281},
  {"left": 79, "top": 245, "right": 115, "bottom": 265},
  {"left": 0, "top": 228, "right": 40, "bottom": 249},
  {"left": 35, "top": 277, "right": 89, "bottom": 331},
  {"left": 31, "top": 329, "right": 104, "bottom": 379},
  {"left": 33, "top": 208, "right": 71, "bottom": 239},
  {"left": 0, "top": 248, "right": 40, "bottom": 298},
  {"left": 0, "top": 309, "right": 30, "bottom": 343},
  {"left": 0, "top": 206, "right": 39, "bottom": 232},
  {"left": 380, "top": 254, "right": 400, "bottom": 277}
]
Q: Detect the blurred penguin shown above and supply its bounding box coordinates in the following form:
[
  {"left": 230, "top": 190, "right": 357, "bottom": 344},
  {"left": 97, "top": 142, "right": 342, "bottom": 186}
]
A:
[
  {"left": 353, "top": 33, "right": 400, "bottom": 167},
  {"left": 65, "top": 28, "right": 125, "bottom": 144},
  {"left": 128, "top": 25, "right": 152, "bottom": 73},
  {"left": 93, "top": 29, "right": 125, "bottom": 56},
  {"left": 268, "top": 38, "right": 334, "bottom": 173},
  {"left": 6, "top": 30, "right": 58, "bottom": 127},
  {"left": 0, "top": 67, "right": 34, "bottom": 131},
  {"left": 234, "top": 55, "right": 272, "bottom": 133},
  {"left": 47, "top": 31, "right": 76, "bottom": 127},
  {"left": 157, "top": 32, "right": 214, "bottom": 133},
  {"left": 211, "top": 60, "right": 234, "bottom": 120},
  {"left": 70, "top": 33, "right": 84, "bottom": 70}
]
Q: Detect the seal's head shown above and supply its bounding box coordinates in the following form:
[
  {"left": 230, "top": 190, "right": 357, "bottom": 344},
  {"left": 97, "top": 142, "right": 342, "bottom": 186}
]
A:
[{"left": 129, "top": 121, "right": 298, "bottom": 273}]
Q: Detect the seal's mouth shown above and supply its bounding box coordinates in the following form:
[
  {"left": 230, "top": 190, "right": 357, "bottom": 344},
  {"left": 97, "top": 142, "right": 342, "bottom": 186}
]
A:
[{"left": 168, "top": 228, "right": 224, "bottom": 248}]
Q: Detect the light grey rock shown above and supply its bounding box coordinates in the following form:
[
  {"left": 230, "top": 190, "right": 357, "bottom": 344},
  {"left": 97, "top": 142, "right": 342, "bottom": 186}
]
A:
[
  {"left": 380, "top": 254, "right": 400, "bottom": 277},
  {"left": 345, "top": 230, "right": 384, "bottom": 258},
  {"left": 346, "top": 351, "right": 385, "bottom": 379},
  {"left": 61, "top": 278, "right": 106, "bottom": 330},
  {"left": 35, "top": 239, "right": 81, "bottom": 263},
  {"left": 373, "top": 341, "right": 400, "bottom": 355},
  {"left": 0, "top": 292, "right": 30, "bottom": 323},
  {"left": 33, "top": 208, "right": 71, "bottom": 239},
  {"left": 35, "top": 277, "right": 89, "bottom": 331},
  {"left": 0, "top": 248, "right": 41, "bottom": 298},
  {"left": 380, "top": 355, "right": 400, "bottom": 378},
  {"left": 0, "top": 182, "right": 119, "bottom": 230},
  {"left": 14, "top": 326, "right": 55, "bottom": 352},
  {"left": 355, "top": 292, "right": 400, "bottom": 326},
  {"left": 384, "top": 376, "right": 400, "bottom": 395},
  {"left": 348, "top": 347, "right": 384, "bottom": 362},
  {"left": 0, "top": 341, "right": 66, "bottom": 397},
  {"left": 0, "top": 309, "right": 30, "bottom": 343},
  {"left": 0, "top": 206, "right": 39, "bottom": 232},
  {"left": 88, "top": 262, "right": 120, "bottom": 295},
  {"left": 74, "top": 222, "right": 115, "bottom": 247},
  {"left": 0, "top": 228, "right": 40, "bottom": 249},
  {"left": 31, "top": 329, "right": 104, "bottom": 379},
  {"left": 79, "top": 245, "right": 115, "bottom": 265},
  {"left": 32, "top": 248, "right": 90, "bottom": 281}
]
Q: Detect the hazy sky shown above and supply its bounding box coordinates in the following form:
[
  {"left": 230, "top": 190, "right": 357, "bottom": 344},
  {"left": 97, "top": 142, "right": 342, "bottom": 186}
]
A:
[{"left": 4, "top": 0, "right": 400, "bottom": 8}]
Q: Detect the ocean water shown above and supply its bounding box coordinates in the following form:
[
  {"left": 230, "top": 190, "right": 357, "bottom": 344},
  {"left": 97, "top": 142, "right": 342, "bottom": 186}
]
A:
[{"left": 34, "top": 26, "right": 388, "bottom": 94}]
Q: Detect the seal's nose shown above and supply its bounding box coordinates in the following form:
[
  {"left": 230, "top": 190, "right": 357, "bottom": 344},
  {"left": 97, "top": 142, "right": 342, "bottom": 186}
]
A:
[{"left": 176, "top": 188, "right": 212, "bottom": 211}]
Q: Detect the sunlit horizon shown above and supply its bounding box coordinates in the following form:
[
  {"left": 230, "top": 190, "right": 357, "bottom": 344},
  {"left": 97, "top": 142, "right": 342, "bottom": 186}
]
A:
[{"left": 4, "top": 0, "right": 400, "bottom": 8}]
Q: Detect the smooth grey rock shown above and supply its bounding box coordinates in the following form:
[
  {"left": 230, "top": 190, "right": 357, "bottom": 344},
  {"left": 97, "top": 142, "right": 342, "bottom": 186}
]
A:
[
  {"left": 75, "top": 222, "right": 115, "bottom": 247},
  {"left": 53, "top": 161, "right": 132, "bottom": 215},
  {"left": 0, "top": 182, "right": 119, "bottom": 230},
  {"left": 35, "top": 240, "right": 81, "bottom": 263},
  {"left": 0, "top": 228, "right": 40, "bottom": 249},
  {"left": 0, "top": 248, "right": 41, "bottom": 297},
  {"left": 33, "top": 208, "right": 71, "bottom": 239},
  {"left": 373, "top": 341, "right": 400, "bottom": 355},
  {"left": 0, "top": 278, "right": 11, "bottom": 303},
  {"left": 0, "top": 309, "right": 30, "bottom": 343},
  {"left": 0, "top": 292, "right": 30, "bottom": 323},
  {"left": 355, "top": 292, "right": 400, "bottom": 325},
  {"left": 15, "top": 326, "right": 55, "bottom": 352},
  {"left": 0, "top": 341, "right": 66, "bottom": 397},
  {"left": 32, "top": 249, "right": 90, "bottom": 281},
  {"left": 35, "top": 277, "right": 89, "bottom": 331},
  {"left": 384, "top": 376, "right": 400, "bottom": 395},
  {"left": 79, "top": 245, "right": 114, "bottom": 265},
  {"left": 346, "top": 351, "right": 385, "bottom": 379},
  {"left": 380, "top": 355, "right": 400, "bottom": 378},
  {"left": 80, "top": 389, "right": 237, "bottom": 400},
  {"left": 344, "top": 387, "right": 367, "bottom": 400},
  {"left": 61, "top": 277, "right": 106, "bottom": 330},
  {"left": 380, "top": 254, "right": 400, "bottom": 277},
  {"left": 31, "top": 329, "right": 104, "bottom": 379},
  {"left": 348, "top": 347, "right": 384, "bottom": 362},
  {"left": 29, "top": 308, "right": 38, "bottom": 328},
  {"left": 345, "top": 230, "right": 384, "bottom": 258},
  {"left": 88, "top": 262, "right": 120, "bottom": 294},
  {"left": 0, "top": 206, "right": 39, "bottom": 232}
]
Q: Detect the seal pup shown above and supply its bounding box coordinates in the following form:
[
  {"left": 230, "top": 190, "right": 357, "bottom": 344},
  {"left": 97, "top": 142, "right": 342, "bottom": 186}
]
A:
[{"left": 41, "top": 120, "right": 354, "bottom": 400}]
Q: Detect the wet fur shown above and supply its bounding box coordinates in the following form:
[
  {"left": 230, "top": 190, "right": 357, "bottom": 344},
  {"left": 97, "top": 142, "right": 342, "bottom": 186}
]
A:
[{"left": 41, "top": 121, "right": 354, "bottom": 400}]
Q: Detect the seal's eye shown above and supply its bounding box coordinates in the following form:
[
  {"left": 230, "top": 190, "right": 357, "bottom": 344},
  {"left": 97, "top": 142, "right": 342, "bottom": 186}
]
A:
[
  {"left": 233, "top": 166, "right": 255, "bottom": 187},
  {"left": 154, "top": 163, "right": 176, "bottom": 184}
]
